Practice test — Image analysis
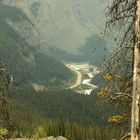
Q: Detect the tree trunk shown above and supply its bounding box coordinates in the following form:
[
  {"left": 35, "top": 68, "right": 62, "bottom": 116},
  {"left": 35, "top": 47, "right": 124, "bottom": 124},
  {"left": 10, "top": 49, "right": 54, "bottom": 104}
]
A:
[{"left": 131, "top": 0, "right": 140, "bottom": 140}]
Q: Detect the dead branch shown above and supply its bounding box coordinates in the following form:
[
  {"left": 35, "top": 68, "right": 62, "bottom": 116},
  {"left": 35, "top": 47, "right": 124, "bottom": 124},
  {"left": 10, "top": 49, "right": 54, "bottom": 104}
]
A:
[{"left": 120, "top": 133, "right": 131, "bottom": 140}]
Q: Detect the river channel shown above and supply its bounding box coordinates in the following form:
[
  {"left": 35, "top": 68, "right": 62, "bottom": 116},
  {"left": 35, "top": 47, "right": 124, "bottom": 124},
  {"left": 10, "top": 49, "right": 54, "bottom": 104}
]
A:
[{"left": 66, "top": 63, "right": 100, "bottom": 95}]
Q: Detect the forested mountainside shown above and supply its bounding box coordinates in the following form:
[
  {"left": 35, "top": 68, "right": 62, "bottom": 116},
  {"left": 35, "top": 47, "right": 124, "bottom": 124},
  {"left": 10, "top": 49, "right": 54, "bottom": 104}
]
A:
[
  {"left": 1, "top": 0, "right": 111, "bottom": 64},
  {"left": 0, "top": 3, "right": 73, "bottom": 86},
  {"left": 10, "top": 85, "right": 121, "bottom": 140}
]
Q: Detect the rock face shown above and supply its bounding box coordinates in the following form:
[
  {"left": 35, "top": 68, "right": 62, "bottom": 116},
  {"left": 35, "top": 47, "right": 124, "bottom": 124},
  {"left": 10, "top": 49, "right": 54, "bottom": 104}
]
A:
[{"left": 2, "top": 0, "right": 108, "bottom": 54}]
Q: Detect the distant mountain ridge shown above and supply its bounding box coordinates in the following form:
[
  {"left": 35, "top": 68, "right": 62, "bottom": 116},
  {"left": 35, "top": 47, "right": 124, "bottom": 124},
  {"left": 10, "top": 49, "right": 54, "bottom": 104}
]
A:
[
  {"left": 2, "top": 0, "right": 108, "bottom": 54},
  {"left": 1, "top": 0, "right": 113, "bottom": 66}
]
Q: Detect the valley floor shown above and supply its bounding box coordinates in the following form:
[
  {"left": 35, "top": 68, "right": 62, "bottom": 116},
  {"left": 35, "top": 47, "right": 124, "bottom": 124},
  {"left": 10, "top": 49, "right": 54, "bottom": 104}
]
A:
[
  {"left": 66, "top": 63, "right": 99, "bottom": 95},
  {"left": 66, "top": 64, "right": 82, "bottom": 89}
]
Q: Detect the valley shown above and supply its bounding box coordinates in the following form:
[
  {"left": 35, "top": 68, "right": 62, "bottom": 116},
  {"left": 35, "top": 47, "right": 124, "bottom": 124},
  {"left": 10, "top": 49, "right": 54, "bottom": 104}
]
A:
[
  {"left": 66, "top": 63, "right": 100, "bottom": 95},
  {"left": 0, "top": 0, "right": 127, "bottom": 140}
]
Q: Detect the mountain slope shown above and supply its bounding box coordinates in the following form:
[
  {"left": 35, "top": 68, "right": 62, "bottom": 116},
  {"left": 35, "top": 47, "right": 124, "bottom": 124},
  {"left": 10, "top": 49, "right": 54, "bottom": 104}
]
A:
[
  {"left": 2, "top": 0, "right": 109, "bottom": 56},
  {"left": 0, "top": 3, "right": 73, "bottom": 86},
  {"left": 80, "top": 34, "right": 110, "bottom": 65}
]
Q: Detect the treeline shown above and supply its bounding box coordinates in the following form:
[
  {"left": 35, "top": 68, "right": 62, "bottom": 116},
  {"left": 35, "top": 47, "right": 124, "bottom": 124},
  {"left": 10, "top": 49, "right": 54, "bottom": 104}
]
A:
[
  {"left": 11, "top": 117, "right": 121, "bottom": 140},
  {"left": 9, "top": 85, "right": 123, "bottom": 139},
  {"left": 11, "top": 85, "right": 115, "bottom": 125}
]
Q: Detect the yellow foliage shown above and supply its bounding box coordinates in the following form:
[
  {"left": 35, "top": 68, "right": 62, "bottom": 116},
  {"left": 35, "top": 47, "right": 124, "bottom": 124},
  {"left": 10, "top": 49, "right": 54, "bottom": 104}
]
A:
[
  {"left": 0, "top": 127, "right": 8, "bottom": 138},
  {"left": 103, "top": 73, "right": 121, "bottom": 81},
  {"left": 103, "top": 73, "right": 112, "bottom": 81},
  {"left": 108, "top": 115, "right": 124, "bottom": 123},
  {"left": 97, "top": 87, "right": 108, "bottom": 97}
]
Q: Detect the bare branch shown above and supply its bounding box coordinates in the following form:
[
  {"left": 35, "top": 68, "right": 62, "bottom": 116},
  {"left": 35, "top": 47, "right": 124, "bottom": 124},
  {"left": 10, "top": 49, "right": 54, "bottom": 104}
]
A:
[{"left": 120, "top": 133, "right": 131, "bottom": 140}]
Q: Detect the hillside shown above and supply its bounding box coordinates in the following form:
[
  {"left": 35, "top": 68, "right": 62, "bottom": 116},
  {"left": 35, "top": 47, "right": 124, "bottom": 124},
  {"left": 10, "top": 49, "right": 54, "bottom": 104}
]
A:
[
  {"left": 10, "top": 85, "right": 120, "bottom": 139},
  {"left": 80, "top": 34, "right": 110, "bottom": 65},
  {"left": 1, "top": 0, "right": 112, "bottom": 64},
  {"left": 0, "top": 3, "right": 73, "bottom": 86}
]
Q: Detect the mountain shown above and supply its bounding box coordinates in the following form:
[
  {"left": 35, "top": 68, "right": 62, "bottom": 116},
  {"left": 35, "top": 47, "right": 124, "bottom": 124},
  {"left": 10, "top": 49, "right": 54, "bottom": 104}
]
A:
[
  {"left": 0, "top": 1, "right": 123, "bottom": 139},
  {"left": 1, "top": 0, "right": 111, "bottom": 60},
  {"left": 0, "top": 2, "right": 73, "bottom": 87},
  {"left": 80, "top": 34, "right": 110, "bottom": 65}
]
